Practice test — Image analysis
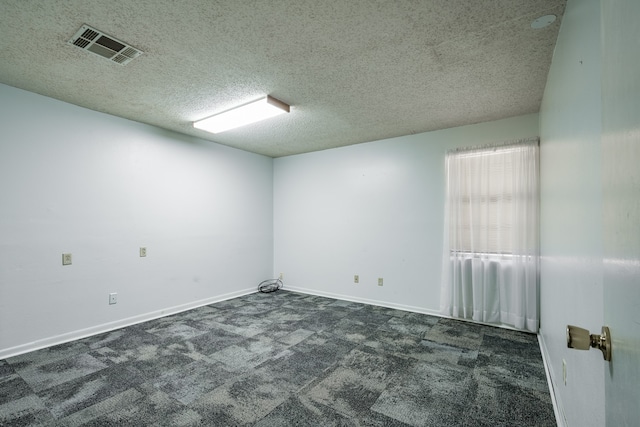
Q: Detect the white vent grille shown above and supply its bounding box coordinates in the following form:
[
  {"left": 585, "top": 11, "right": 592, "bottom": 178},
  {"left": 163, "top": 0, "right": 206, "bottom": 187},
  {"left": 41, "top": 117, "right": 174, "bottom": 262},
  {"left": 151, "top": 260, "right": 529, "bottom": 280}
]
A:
[{"left": 68, "top": 24, "right": 142, "bottom": 66}]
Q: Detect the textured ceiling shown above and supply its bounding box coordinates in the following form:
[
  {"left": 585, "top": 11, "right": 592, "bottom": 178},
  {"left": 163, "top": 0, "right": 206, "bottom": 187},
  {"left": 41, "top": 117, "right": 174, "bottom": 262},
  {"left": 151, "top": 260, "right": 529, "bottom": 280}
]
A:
[{"left": 0, "top": 1, "right": 565, "bottom": 157}]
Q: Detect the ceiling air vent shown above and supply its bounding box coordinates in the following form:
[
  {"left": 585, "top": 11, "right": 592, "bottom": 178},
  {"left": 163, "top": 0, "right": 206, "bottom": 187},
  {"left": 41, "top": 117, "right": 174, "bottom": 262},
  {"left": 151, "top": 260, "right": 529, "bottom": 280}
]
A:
[{"left": 68, "top": 24, "right": 142, "bottom": 66}]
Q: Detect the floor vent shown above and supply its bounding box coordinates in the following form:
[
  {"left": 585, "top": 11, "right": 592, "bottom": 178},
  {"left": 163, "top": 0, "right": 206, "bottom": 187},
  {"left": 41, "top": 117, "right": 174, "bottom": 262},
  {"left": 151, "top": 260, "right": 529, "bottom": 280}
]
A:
[{"left": 68, "top": 24, "right": 143, "bottom": 66}]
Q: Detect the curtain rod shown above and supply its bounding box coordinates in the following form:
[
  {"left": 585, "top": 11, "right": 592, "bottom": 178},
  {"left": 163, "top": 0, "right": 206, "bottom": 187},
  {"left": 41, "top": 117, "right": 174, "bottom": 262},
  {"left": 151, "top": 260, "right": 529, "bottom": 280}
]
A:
[{"left": 447, "top": 137, "right": 539, "bottom": 155}]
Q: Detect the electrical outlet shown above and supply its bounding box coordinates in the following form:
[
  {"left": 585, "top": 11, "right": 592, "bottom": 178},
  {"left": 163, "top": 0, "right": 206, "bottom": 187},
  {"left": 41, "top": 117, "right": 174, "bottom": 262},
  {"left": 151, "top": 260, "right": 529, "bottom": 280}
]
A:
[
  {"left": 140, "top": 247, "right": 147, "bottom": 257},
  {"left": 279, "top": 272, "right": 283, "bottom": 280},
  {"left": 354, "top": 274, "right": 359, "bottom": 283},
  {"left": 378, "top": 277, "right": 383, "bottom": 286},
  {"left": 62, "top": 253, "right": 72, "bottom": 266},
  {"left": 109, "top": 293, "right": 117, "bottom": 305},
  {"left": 562, "top": 359, "right": 567, "bottom": 385}
]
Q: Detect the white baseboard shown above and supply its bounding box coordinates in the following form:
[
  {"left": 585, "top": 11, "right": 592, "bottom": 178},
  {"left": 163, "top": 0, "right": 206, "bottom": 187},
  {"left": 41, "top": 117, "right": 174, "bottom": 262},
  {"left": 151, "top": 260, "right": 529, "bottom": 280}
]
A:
[
  {"left": 283, "top": 285, "right": 443, "bottom": 317},
  {"left": 538, "top": 333, "right": 567, "bottom": 427},
  {"left": 0, "top": 287, "right": 256, "bottom": 360}
]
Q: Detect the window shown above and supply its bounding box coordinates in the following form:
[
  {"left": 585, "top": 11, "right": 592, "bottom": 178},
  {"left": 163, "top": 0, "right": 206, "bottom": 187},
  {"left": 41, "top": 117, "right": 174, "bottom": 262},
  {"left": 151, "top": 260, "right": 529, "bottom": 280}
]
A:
[
  {"left": 440, "top": 139, "right": 540, "bottom": 332},
  {"left": 446, "top": 144, "right": 537, "bottom": 255},
  {"left": 449, "top": 148, "right": 516, "bottom": 254}
]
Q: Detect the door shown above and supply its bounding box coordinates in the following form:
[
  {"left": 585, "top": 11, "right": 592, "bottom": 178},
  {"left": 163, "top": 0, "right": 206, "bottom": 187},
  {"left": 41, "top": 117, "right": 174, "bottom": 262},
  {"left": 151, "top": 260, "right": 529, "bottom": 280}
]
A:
[{"left": 601, "top": 0, "right": 640, "bottom": 425}]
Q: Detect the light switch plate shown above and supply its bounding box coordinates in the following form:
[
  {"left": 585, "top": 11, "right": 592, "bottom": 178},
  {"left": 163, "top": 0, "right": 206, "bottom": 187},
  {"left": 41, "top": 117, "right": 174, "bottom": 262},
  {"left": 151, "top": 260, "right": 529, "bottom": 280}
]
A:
[
  {"left": 62, "top": 253, "right": 72, "bottom": 265},
  {"left": 140, "top": 247, "right": 147, "bottom": 257}
]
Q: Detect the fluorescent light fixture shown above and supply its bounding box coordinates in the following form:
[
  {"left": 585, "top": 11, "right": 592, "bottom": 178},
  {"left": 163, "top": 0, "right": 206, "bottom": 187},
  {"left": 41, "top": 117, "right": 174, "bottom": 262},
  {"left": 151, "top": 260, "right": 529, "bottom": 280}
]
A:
[{"left": 193, "top": 95, "right": 290, "bottom": 134}]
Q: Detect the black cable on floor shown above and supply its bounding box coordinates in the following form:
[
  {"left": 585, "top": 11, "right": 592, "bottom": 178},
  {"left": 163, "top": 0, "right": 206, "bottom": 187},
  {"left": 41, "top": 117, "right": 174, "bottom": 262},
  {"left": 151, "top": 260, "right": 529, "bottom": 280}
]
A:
[{"left": 258, "top": 278, "right": 283, "bottom": 293}]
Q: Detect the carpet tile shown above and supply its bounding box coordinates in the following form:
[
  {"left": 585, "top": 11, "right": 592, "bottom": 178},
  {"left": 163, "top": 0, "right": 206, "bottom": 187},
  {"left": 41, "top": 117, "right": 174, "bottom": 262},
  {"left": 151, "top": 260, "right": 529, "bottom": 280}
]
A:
[{"left": 0, "top": 290, "right": 556, "bottom": 426}]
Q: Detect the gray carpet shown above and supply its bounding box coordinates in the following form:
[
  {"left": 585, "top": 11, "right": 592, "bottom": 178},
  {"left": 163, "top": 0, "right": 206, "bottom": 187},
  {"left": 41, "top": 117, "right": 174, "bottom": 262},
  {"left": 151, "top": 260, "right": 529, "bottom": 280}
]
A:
[{"left": 0, "top": 291, "right": 556, "bottom": 426}]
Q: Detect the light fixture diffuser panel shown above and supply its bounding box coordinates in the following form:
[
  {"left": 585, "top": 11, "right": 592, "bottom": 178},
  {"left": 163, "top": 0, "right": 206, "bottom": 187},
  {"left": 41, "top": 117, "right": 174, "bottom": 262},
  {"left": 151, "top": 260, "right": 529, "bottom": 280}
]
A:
[{"left": 194, "top": 96, "right": 290, "bottom": 134}]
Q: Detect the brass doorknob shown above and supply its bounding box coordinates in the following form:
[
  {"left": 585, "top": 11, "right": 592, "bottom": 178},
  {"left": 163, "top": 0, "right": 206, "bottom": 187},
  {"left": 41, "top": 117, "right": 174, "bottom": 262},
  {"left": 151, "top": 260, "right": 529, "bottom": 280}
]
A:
[{"left": 566, "top": 325, "right": 612, "bottom": 361}]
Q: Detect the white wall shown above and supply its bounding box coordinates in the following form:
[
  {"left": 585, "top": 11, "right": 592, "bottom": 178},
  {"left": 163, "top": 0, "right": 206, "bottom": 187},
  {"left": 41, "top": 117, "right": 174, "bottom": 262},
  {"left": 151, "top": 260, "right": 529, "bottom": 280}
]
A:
[
  {"left": 0, "top": 84, "right": 273, "bottom": 358},
  {"left": 274, "top": 114, "right": 539, "bottom": 312},
  {"left": 538, "top": 0, "right": 604, "bottom": 425}
]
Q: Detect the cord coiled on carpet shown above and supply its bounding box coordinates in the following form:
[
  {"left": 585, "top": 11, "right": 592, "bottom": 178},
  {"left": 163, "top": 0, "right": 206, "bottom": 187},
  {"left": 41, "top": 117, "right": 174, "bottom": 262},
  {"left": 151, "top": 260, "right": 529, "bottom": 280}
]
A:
[{"left": 258, "top": 278, "right": 283, "bottom": 293}]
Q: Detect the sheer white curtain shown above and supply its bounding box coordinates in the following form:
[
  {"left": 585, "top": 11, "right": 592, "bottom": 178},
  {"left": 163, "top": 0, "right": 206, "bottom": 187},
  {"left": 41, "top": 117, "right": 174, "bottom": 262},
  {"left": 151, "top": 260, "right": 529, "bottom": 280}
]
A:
[{"left": 440, "top": 139, "right": 539, "bottom": 332}]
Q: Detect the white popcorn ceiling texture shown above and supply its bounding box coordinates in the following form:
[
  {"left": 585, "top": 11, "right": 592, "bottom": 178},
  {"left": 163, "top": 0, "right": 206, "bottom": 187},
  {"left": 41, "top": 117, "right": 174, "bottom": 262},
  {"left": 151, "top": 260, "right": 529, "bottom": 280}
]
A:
[{"left": 0, "top": 1, "right": 565, "bottom": 157}]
